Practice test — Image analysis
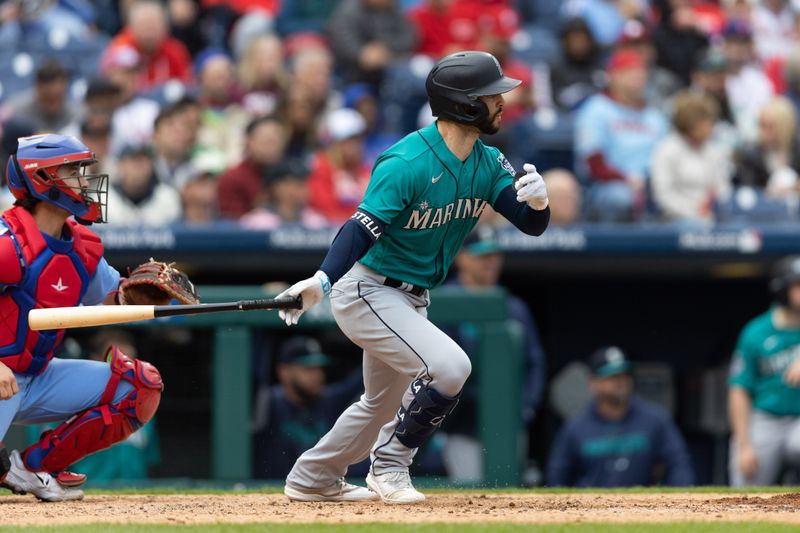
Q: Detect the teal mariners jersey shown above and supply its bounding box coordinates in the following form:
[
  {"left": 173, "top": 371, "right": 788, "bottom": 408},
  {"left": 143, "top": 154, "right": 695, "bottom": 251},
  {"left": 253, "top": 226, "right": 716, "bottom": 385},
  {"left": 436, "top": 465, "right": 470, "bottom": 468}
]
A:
[
  {"left": 729, "top": 309, "right": 800, "bottom": 416},
  {"left": 358, "top": 122, "right": 516, "bottom": 288}
]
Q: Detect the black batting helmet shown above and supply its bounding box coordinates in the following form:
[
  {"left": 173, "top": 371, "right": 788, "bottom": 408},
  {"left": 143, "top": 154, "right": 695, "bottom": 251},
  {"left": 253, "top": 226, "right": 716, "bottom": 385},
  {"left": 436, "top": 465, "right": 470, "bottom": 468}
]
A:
[
  {"left": 426, "top": 51, "right": 521, "bottom": 128},
  {"left": 770, "top": 256, "right": 800, "bottom": 306}
]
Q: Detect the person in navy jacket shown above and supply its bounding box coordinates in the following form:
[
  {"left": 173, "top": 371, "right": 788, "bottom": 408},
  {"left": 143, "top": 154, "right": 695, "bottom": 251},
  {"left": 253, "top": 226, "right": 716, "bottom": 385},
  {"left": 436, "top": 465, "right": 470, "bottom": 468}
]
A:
[{"left": 546, "top": 346, "right": 694, "bottom": 487}]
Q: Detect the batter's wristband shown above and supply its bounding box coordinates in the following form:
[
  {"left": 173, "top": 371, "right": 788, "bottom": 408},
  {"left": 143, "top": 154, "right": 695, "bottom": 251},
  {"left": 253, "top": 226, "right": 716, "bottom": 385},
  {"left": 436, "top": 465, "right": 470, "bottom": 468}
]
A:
[{"left": 316, "top": 270, "right": 332, "bottom": 295}]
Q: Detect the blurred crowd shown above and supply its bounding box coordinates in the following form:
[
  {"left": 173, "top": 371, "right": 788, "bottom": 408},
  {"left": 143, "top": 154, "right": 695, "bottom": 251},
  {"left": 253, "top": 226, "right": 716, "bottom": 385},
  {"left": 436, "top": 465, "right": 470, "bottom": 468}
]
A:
[{"left": 4, "top": 0, "right": 800, "bottom": 226}]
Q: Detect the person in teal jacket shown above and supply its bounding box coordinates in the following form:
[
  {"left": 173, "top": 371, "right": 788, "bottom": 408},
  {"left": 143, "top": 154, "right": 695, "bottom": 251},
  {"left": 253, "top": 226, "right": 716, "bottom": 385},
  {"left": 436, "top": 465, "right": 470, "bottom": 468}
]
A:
[{"left": 729, "top": 256, "right": 800, "bottom": 486}]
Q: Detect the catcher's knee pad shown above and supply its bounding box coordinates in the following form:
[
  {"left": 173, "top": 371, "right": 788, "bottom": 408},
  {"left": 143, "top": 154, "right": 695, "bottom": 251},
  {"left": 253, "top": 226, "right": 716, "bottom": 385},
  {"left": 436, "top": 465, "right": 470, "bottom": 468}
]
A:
[
  {"left": 395, "top": 379, "right": 460, "bottom": 449},
  {"left": 23, "top": 346, "right": 163, "bottom": 473}
]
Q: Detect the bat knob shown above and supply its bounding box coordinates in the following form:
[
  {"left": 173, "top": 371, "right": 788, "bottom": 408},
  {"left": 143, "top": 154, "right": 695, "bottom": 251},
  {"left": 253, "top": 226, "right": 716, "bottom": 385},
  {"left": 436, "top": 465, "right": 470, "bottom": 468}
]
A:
[{"left": 293, "top": 294, "right": 304, "bottom": 309}]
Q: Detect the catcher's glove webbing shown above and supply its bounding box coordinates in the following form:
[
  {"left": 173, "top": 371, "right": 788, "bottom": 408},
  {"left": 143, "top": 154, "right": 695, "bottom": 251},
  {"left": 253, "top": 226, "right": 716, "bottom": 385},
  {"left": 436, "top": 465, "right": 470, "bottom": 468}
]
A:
[{"left": 119, "top": 259, "right": 200, "bottom": 306}]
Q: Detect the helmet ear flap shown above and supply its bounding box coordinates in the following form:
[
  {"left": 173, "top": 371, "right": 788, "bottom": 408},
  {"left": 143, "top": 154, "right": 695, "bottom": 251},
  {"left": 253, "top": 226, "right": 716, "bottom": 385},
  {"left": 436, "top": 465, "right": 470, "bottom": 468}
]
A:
[{"left": 6, "top": 154, "right": 31, "bottom": 200}]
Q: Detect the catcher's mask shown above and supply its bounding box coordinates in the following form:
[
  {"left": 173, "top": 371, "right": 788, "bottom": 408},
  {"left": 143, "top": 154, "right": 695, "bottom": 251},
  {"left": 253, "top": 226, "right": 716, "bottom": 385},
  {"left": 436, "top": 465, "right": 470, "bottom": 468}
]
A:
[
  {"left": 771, "top": 255, "right": 800, "bottom": 308},
  {"left": 426, "top": 50, "right": 521, "bottom": 132},
  {"left": 6, "top": 134, "right": 108, "bottom": 225}
]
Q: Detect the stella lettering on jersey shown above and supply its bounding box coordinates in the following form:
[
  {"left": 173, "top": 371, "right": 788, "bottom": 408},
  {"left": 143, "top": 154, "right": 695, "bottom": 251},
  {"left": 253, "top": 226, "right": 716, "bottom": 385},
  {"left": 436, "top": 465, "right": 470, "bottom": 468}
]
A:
[{"left": 403, "top": 197, "right": 489, "bottom": 230}]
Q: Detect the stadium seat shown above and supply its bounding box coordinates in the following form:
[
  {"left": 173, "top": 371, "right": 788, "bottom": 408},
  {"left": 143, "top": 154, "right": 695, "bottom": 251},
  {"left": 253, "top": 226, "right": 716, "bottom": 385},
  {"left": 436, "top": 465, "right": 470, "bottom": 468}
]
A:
[
  {"left": 632, "top": 362, "right": 675, "bottom": 415},
  {"left": 511, "top": 24, "right": 562, "bottom": 66},
  {"left": 0, "top": 51, "right": 39, "bottom": 102},
  {"left": 380, "top": 57, "right": 432, "bottom": 134},
  {"left": 715, "top": 188, "right": 797, "bottom": 224},
  {"left": 20, "top": 35, "right": 108, "bottom": 81},
  {"left": 516, "top": 0, "right": 564, "bottom": 25},
  {"left": 510, "top": 109, "right": 575, "bottom": 172}
]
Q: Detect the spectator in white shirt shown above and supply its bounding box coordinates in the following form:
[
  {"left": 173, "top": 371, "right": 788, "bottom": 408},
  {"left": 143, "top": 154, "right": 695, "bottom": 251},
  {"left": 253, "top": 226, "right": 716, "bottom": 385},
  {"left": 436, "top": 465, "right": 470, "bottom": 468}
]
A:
[
  {"left": 106, "top": 145, "right": 181, "bottom": 226},
  {"left": 723, "top": 20, "right": 775, "bottom": 141},
  {"left": 651, "top": 91, "right": 730, "bottom": 223}
]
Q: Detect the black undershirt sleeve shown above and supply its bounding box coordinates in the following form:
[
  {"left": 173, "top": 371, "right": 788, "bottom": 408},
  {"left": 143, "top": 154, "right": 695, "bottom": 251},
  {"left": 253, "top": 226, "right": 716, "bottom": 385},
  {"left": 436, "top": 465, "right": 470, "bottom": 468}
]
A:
[
  {"left": 492, "top": 185, "right": 550, "bottom": 236},
  {"left": 319, "top": 209, "right": 385, "bottom": 284}
]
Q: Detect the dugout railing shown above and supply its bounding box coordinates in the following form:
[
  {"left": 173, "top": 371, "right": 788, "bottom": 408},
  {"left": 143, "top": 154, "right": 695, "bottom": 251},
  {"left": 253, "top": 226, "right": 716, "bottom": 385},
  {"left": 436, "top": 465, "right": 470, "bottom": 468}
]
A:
[{"left": 156, "top": 285, "right": 525, "bottom": 487}]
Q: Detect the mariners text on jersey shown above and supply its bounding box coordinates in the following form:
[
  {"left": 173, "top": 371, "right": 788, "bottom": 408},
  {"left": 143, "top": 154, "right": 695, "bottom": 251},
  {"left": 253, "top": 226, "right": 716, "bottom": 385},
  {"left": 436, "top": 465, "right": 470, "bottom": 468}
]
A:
[
  {"left": 358, "top": 122, "right": 514, "bottom": 288},
  {"left": 403, "top": 197, "right": 489, "bottom": 230}
]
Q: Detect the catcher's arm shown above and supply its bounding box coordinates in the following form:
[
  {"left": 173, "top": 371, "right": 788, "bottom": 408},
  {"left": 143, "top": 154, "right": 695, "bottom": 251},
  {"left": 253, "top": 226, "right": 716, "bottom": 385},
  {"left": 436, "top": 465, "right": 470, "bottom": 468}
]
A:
[
  {"left": 103, "top": 289, "right": 121, "bottom": 306},
  {"left": 118, "top": 259, "right": 200, "bottom": 306}
]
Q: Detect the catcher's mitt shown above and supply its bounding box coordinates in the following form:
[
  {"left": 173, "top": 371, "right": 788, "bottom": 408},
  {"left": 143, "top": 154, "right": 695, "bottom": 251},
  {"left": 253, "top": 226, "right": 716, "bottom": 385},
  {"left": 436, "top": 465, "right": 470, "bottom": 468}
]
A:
[{"left": 119, "top": 259, "right": 200, "bottom": 306}]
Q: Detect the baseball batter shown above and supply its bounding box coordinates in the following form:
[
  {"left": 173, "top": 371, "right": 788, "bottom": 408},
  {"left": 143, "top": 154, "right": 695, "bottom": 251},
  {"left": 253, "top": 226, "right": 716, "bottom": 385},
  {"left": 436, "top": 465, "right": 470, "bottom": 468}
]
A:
[
  {"left": 278, "top": 51, "right": 550, "bottom": 504},
  {"left": 0, "top": 134, "right": 195, "bottom": 501},
  {"left": 729, "top": 256, "right": 800, "bottom": 486}
]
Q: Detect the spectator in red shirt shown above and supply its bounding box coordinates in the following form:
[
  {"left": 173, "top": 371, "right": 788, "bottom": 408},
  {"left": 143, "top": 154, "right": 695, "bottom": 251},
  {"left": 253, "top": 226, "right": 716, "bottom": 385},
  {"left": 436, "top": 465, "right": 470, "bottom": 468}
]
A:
[
  {"left": 202, "top": 0, "right": 279, "bottom": 15},
  {"left": 407, "top": 0, "right": 464, "bottom": 58},
  {"left": 217, "top": 115, "right": 288, "bottom": 219},
  {"left": 476, "top": 19, "right": 531, "bottom": 125},
  {"left": 103, "top": 0, "right": 193, "bottom": 91},
  {"left": 408, "top": 0, "right": 520, "bottom": 59},
  {"left": 240, "top": 159, "right": 328, "bottom": 230},
  {"left": 308, "top": 108, "right": 371, "bottom": 223}
]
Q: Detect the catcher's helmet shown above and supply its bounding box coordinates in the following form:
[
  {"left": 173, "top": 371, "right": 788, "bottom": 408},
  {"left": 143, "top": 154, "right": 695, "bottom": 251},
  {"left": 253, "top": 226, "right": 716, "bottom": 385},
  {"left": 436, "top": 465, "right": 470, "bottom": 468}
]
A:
[
  {"left": 6, "top": 134, "right": 108, "bottom": 224},
  {"left": 426, "top": 50, "right": 521, "bottom": 128},
  {"left": 770, "top": 256, "right": 800, "bottom": 307}
]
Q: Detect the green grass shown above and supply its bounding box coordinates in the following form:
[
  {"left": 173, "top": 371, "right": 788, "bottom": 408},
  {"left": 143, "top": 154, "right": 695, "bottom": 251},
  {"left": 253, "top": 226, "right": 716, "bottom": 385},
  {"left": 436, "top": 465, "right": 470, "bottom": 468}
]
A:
[{"left": 0, "top": 524, "right": 798, "bottom": 533}]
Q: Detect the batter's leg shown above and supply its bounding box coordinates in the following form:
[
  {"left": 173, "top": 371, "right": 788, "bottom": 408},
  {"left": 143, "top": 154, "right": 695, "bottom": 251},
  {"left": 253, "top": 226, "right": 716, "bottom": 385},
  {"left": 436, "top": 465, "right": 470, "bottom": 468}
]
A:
[
  {"left": 330, "top": 267, "right": 471, "bottom": 503},
  {"left": 781, "top": 416, "right": 800, "bottom": 470},
  {"left": 729, "top": 410, "right": 786, "bottom": 486},
  {"left": 286, "top": 350, "right": 409, "bottom": 491}
]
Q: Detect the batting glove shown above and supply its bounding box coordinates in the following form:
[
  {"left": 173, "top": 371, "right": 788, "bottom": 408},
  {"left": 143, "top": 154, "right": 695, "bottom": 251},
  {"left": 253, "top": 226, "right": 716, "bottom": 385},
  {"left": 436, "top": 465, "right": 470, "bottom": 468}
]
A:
[
  {"left": 514, "top": 163, "right": 549, "bottom": 210},
  {"left": 277, "top": 270, "right": 331, "bottom": 326}
]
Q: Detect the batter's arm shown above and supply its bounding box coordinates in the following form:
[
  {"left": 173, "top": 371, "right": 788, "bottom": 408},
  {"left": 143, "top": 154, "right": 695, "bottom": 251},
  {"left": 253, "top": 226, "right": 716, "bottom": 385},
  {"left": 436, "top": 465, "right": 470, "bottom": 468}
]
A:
[
  {"left": 492, "top": 186, "right": 550, "bottom": 236},
  {"left": 729, "top": 387, "right": 759, "bottom": 479},
  {"left": 277, "top": 209, "right": 385, "bottom": 326},
  {"left": 319, "top": 209, "right": 385, "bottom": 284},
  {"left": 729, "top": 387, "right": 755, "bottom": 449},
  {"left": 729, "top": 387, "right": 753, "bottom": 446}
]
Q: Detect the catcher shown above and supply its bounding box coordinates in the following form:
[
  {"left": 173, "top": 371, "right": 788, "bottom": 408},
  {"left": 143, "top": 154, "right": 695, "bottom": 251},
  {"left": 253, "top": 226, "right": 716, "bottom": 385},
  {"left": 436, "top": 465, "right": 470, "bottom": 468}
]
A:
[{"left": 0, "top": 134, "right": 198, "bottom": 501}]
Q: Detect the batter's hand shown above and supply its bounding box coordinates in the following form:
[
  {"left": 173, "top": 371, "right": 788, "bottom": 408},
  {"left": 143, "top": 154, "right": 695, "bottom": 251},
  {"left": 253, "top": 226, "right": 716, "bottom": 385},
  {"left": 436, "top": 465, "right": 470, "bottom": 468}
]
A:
[
  {"left": 514, "top": 163, "right": 549, "bottom": 210},
  {"left": 736, "top": 443, "right": 759, "bottom": 480},
  {"left": 0, "top": 361, "right": 19, "bottom": 400},
  {"left": 277, "top": 270, "right": 331, "bottom": 326}
]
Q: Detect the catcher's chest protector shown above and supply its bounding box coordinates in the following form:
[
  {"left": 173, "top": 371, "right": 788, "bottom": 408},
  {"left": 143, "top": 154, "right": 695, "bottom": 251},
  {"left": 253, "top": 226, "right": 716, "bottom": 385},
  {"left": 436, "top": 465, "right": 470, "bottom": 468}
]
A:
[
  {"left": 0, "top": 207, "right": 102, "bottom": 374},
  {"left": 22, "top": 346, "right": 163, "bottom": 474}
]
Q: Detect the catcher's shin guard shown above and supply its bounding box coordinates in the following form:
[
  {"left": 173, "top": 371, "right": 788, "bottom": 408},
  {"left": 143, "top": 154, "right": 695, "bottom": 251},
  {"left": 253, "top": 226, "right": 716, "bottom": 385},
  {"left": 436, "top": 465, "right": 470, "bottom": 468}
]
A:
[
  {"left": 22, "top": 346, "right": 163, "bottom": 473},
  {"left": 395, "top": 379, "right": 460, "bottom": 449}
]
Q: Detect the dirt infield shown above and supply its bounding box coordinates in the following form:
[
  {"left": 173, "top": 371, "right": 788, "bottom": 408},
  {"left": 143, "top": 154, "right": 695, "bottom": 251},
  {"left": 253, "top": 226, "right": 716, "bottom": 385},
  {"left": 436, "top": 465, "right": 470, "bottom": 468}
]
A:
[{"left": 1, "top": 492, "right": 800, "bottom": 525}]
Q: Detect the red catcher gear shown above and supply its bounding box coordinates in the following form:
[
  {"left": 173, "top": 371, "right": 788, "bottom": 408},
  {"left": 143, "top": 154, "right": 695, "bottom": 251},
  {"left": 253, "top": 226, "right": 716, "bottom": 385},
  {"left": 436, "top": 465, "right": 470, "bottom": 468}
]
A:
[
  {"left": 55, "top": 471, "right": 86, "bottom": 487},
  {"left": 21, "top": 346, "right": 163, "bottom": 474},
  {"left": 0, "top": 206, "right": 103, "bottom": 374}
]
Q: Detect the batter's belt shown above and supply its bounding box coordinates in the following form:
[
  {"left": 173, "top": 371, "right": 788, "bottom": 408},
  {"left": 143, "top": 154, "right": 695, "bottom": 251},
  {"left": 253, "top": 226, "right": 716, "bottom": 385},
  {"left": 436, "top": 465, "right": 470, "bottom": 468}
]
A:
[
  {"left": 353, "top": 263, "right": 428, "bottom": 297},
  {"left": 382, "top": 276, "right": 426, "bottom": 297}
]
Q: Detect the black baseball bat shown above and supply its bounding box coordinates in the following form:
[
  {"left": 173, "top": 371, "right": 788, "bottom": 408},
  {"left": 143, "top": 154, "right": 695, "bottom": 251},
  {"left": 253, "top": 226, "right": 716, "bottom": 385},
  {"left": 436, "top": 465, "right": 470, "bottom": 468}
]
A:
[{"left": 153, "top": 296, "right": 304, "bottom": 317}]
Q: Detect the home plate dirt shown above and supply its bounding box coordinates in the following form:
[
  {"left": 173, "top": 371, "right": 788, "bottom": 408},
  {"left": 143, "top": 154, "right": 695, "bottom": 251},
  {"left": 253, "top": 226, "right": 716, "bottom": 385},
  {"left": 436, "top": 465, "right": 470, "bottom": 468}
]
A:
[{"left": 1, "top": 493, "right": 800, "bottom": 525}]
